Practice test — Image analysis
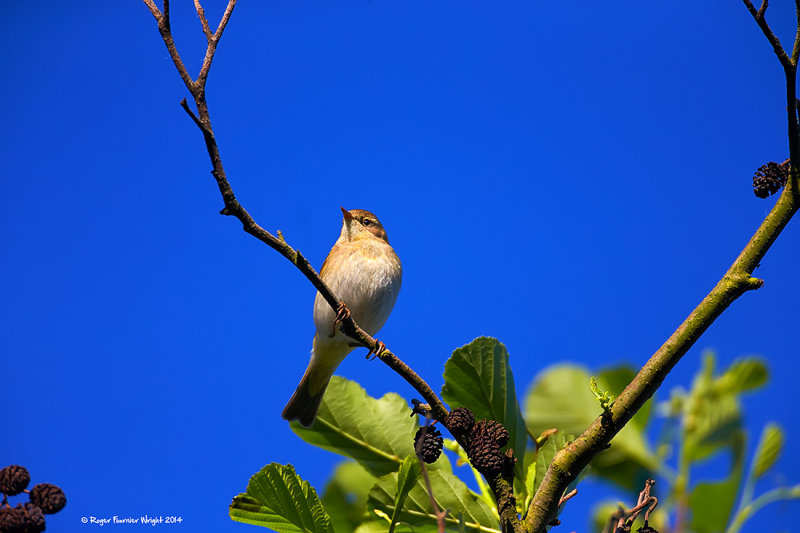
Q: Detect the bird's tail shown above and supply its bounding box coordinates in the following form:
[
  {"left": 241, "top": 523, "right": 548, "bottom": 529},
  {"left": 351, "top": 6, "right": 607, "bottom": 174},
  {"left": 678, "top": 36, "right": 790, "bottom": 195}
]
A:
[
  {"left": 281, "top": 367, "right": 329, "bottom": 427},
  {"left": 282, "top": 337, "right": 350, "bottom": 427}
]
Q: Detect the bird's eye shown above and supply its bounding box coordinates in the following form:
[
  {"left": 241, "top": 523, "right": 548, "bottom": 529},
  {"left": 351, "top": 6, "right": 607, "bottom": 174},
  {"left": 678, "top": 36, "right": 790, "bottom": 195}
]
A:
[{"left": 362, "top": 218, "right": 372, "bottom": 226}]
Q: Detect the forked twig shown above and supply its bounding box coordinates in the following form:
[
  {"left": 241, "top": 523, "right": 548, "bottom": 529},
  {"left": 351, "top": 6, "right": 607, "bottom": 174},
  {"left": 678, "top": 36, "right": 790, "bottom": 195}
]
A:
[
  {"left": 741, "top": 0, "right": 793, "bottom": 69},
  {"left": 141, "top": 0, "right": 449, "bottom": 424}
]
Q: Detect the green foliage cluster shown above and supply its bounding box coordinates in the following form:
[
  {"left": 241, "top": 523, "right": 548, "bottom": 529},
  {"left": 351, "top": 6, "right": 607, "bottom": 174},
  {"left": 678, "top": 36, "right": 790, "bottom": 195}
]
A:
[
  {"left": 229, "top": 340, "right": 798, "bottom": 533},
  {"left": 230, "top": 338, "right": 575, "bottom": 532},
  {"left": 577, "top": 352, "right": 799, "bottom": 533}
]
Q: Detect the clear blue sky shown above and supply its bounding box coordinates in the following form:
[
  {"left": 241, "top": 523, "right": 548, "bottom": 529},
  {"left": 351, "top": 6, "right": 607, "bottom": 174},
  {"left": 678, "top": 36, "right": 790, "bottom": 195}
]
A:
[{"left": 2, "top": 1, "right": 799, "bottom": 531}]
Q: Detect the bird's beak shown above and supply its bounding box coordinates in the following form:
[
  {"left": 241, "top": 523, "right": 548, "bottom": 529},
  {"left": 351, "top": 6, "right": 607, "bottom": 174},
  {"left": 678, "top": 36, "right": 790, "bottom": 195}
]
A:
[{"left": 340, "top": 207, "right": 354, "bottom": 220}]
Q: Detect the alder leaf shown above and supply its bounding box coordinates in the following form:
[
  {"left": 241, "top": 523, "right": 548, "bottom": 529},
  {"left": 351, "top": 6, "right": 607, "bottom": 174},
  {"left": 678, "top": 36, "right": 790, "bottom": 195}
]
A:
[
  {"left": 689, "top": 431, "right": 745, "bottom": 533},
  {"left": 713, "top": 358, "right": 768, "bottom": 395},
  {"left": 321, "top": 461, "right": 376, "bottom": 532},
  {"left": 291, "top": 377, "right": 417, "bottom": 476},
  {"left": 525, "top": 364, "right": 658, "bottom": 490},
  {"left": 387, "top": 456, "right": 422, "bottom": 532},
  {"left": 753, "top": 423, "right": 784, "bottom": 479},
  {"left": 367, "top": 466, "right": 500, "bottom": 532},
  {"left": 441, "top": 337, "right": 528, "bottom": 479},
  {"left": 230, "top": 463, "right": 333, "bottom": 533}
]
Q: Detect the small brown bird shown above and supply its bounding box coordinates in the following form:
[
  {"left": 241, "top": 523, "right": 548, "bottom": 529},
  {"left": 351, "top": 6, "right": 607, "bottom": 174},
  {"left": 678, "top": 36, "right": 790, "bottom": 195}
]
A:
[{"left": 282, "top": 207, "right": 403, "bottom": 427}]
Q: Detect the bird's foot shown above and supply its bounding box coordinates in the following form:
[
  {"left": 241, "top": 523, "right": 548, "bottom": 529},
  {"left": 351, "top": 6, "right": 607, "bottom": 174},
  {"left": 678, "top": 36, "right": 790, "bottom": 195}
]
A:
[
  {"left": 329, "top": 302, "right": 351, "bottom": 338},
  {"left": 366, "top": 340, "right": 386, "bottom": 360}
]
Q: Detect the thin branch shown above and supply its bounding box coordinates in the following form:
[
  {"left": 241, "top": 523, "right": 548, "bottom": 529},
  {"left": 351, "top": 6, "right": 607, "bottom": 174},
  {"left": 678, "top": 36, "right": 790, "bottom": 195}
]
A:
[
  {"left": 604, "top": 480, "right": 657, "bottom": 532},
  {"left": 197, "top": 0, "right": 237, "bottom": 87},
  {"left": 180, "top": 98, "right": 204, "bottom": 130},
  {"left": 193, "top": 0, "right": 213, "bottom": 42},
  {"left": 525, "top": 188, "right": 797, "bottom": 533},
  {"left": 742, "top": 0, "right": 793, "bottom": 69},
  {"left": 793, "top": 0, "right": 800, "bottom": 66},
  {"left": 525, "top": 9, "right": 800, "bottom": 528},
  {"left": 142, "top": 0, "right": 161, "bottom": 17},
  {"left": 558, "top": 489, "right": 577, "bottom": 507},
  {"left": 143, "top": 0, "right": 195, "bottom": 91},
  {"left": 141, "top": 0, "right": 450, "bottom": 425}
]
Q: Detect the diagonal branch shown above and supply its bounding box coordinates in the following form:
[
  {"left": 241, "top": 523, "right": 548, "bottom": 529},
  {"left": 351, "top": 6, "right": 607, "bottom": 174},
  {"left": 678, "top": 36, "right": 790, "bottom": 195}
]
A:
[
  {"left": 525, "top": 7, "right": 800, "bottom": 531},
  {"left": 141, "top": 2, "right": 533, "bottom": 530},
  {"left": 142, "top": 0, "right": 448, "bottom": 424}
]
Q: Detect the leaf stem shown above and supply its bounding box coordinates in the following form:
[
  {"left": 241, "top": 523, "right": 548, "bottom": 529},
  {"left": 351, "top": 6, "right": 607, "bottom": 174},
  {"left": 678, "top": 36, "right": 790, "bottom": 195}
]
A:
[{"left": 727, "top": 486, "right": 800, "bottom": 533}]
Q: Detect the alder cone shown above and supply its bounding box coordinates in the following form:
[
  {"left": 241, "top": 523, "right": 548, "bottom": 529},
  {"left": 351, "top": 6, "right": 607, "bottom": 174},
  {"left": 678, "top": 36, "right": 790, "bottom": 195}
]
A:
[
  {"left": 30, "top": 483, "right": 67, "bottom": 514},
  {"left": 468, "top": 438, "right": 505, "bottom": 477},
  {"left": 0, "top": 465, "right": 30, "bottom": 496},
  {"left": 472, "top": 419, "right": 509, "bottom": 448},
  {"left": 0, "top": 506, "right": 24, "bottom": 533},
  {"left": 753, "top": 161, "right": 789, "bottom": 198},
  {"left": 446, "top": 407, "right": 475, "bottom": 435},
  {"left": 17, "top": 503, "right": 46, "bottom": 533},
  {"left": 414, "top": 427, "right": 443, "bottom": 464}
]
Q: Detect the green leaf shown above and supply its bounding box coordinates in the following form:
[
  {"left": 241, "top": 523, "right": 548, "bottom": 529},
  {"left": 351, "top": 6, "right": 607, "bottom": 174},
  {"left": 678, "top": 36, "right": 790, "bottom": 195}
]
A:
[
  {"left": 322, "top": 461, "right": 376, "bottom": 533},
  {"left": 291, "top": 377, "right": 418, "bottom": 476},
  {"left": 230, "top": 463, "right": 333, "bottom": 533},
  {"left": 532, "top": 430, "right": 570, "bottom": 500},
  {"left": 685, "top": 393, "right": 742, "bottom": 462},
  {"left": 521, "top": 449, "right": 538, "bottom": 514},
  {"left": 525, "top": 364, "right": 658, "bottom": 490},
  {"left": 597, "top": 365, "right": 652, "bottom": 431},
  {"left": 752, "top": 423, "right": 784, "bottom": 479},
  {"left": 368, "top": 466, "right": 500, "bottom": 532},
  {"left": 355, "top": 521, "right": 438, "bottom": 533},
  {"left": 441, "top": 338, "right": 528, "bottom": 477},
  {"left": 443, "top": 438, "right": 496, "bottom": 514},
  {"left": 354, "top": 521, "right": 390, "bottom": 533},
  {"left": 689, "top": 431, "right": 745, "bottom": 533},
  {"left": 388, "top": 456, "right": 422, "bottom": 533},
  {"left": 589, "top": 377, "right": 613, "bottom": 411},
  {"left": 713, "top": 358, "right": 768, "bottom": 395},
  {"left": 591, "top": 501, "right": 623, "bottom": 533}
]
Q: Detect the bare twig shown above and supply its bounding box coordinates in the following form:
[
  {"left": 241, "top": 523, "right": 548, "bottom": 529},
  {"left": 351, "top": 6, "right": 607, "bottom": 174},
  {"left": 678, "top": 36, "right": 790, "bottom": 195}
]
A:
[
  {"left": 142, "top": 0, "right": 450, "bottom": 424},
  {"left": 793, "top": 0, "right": 800, "bottom": 65},
  {"left": 143, "top": 0, "right": 195, "bottom": 90},
  {"left": 742, "top": 0, "right": 793, "bottom": 69},
  {"left": 558, "top": 489, "right": 577, "bottom": 507},
  {"left": 193, "top": 0, "right": 213, "bottom": 42},
  {"left": 197, "top": 0, "right": 236, "bottom": 86},
  {"left": 601, "top": 480, "right": 658, "bottom": 533}
]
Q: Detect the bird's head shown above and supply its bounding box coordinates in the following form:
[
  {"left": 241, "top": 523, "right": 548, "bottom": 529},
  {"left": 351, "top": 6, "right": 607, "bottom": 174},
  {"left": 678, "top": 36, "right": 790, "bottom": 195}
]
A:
[{"left": 339, "top": 207, "right": 389, "bottom": 244}]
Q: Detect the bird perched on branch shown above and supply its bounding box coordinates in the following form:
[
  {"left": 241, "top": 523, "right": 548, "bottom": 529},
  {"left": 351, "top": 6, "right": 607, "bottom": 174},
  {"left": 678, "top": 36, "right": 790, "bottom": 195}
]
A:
[{"left": 282, "top": 207, "right": 402, "bottom": 427}]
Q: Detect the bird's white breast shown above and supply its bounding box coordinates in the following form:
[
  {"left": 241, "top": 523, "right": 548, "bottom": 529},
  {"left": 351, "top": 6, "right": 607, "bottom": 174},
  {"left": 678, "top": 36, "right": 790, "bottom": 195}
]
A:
[{"left": 313, "top": 240, "right": 402, "bottom": 341}]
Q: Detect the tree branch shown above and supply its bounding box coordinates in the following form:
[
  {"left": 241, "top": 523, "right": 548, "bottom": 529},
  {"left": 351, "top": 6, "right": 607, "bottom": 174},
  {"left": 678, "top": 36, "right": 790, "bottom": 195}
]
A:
[
  {"left": 193, "top": 0, "right": 213, "bottom": 42},
  {"left": 525, "top": 8, "right": 800, "bottom": 530},
  {"left": 742, "top": 0, "right": 794, "bottom": 69},
  {"left": 142, "top": 0, "right": 449, "bottom": 424},
  {"left": 143, "top": 0, "right": 195, "bottom": 91}
]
